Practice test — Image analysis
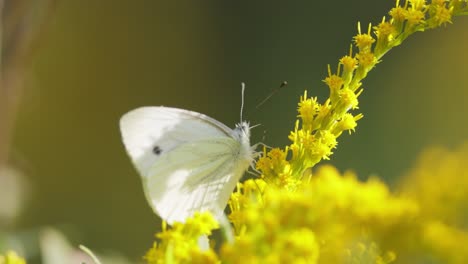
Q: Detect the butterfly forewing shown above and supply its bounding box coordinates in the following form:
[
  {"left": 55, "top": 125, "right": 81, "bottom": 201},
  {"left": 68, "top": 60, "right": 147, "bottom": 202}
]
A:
[{"left": 120, "top": 107, "right": 233, "bottom": 177}]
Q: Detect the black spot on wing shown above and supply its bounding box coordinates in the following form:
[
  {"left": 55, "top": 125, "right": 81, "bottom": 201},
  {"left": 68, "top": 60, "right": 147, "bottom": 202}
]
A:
[{"left": 153, "top": 145, "right": 162, "bottom": 155}]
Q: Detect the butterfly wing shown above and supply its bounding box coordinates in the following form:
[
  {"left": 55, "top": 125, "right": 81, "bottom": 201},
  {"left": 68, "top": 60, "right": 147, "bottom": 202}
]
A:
[
  {"left": 120, "top": 107, "right": 234, "bottom": 176},
  {"left": 143, "top": 137, "right": 246, "bottom": 223},
  {"left": 120, "top": 107, "right": 248, "bottom": 223}
]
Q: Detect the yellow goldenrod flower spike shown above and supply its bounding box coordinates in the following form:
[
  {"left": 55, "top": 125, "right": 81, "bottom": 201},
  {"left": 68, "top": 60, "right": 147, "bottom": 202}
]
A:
[{"left": 255, "top": 0, "right": 468, "bottom": 183}]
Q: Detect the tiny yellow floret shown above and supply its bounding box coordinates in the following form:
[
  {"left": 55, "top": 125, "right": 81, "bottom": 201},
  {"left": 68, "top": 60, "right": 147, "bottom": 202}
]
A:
[
  {"left": 340, "top": 55, "right": 358, "bottom": 72},
  {"left": 353, "top": 33, "right": 375, "bottom": 52}
]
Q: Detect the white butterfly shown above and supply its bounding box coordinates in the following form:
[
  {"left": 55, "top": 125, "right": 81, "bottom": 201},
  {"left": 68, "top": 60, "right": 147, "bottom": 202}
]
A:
[{"left": 120, "top": 97, "right": 255, "bottom": 224}]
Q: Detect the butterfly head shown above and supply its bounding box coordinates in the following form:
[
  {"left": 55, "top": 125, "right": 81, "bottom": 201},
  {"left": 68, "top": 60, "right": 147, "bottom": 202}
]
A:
[
  {"left": 233, "top": 121, "right": 250, "bottom": 142},
  {"left": 234, "top": 121, "right": 250, "bottom": 139},
  {"left": 234, "top": 121, "right": 255, "bottom": 169}
]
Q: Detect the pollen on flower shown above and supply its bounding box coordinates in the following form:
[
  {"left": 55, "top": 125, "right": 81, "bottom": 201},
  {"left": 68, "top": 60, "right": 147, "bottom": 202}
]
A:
[
  {"left": 319, "top": 130, "right": 337, "bottom": 148},
  {"left": 288, "top": 120, "right": 300, "bottom": 142},
  {"left": 298, "top": 96, "right": 320, "bottom": 126},
  {"left": 145, "top": 212, "right": 219, "bottom": 264},
  {"left": 256, "top": 148, "right": 290, "bottom": 181},
  {"left": 272, "top": 229, "right": 320, "bottom": 263},
  {"left": 356, "top": 51, "right": 377, "bottom": 68},
  {"left": 314, "top": 143, "right": 333, "bottom": 160},
  {"left": 312, "top": 132, "right": 337, "bottom": 160},
  {"left": 373, "top": 19, "right": 399, "bottom": 56},
  {"left": 188, "top": 248, "right": 219, "bottom": 264},
  {"left": 344, "top": 242, "right": 396, "bottom": 264},
  {"left": 337, "top": 88, "right": 359, "bottom": 113},
  {"left": 353, "top": 32, "right": 375, "bottom": 52},
  {"left": 324, "top": 74, "right": 344, "bottom": 92},
  {"left": 411, "top": 0, "right": 427, "bottom": 11},
  {"left": 243, "top": 179, "right": 267, "bottom": 196},
  {"left": 268, "top": 148, "right": 287, "bottom": 162},
  {"left": 185, "top": 212, "right": 220, "bottom": 236},
  {"left": 228, "top": 178, "right": 268, "bottom": 234},
  {"left": 389, "top": 5, "right": 407, "bottom": 22},
  {"left": 294, "top": 129, "right": 315, "bottom": 149},
  {"left": 333, "top": 113, "right": 361, "bottom": 135},
  {"left": 374, "top": 21, "right": 397, "bottom": 41},
  {"left": 428, "top": 5, "right": 453, "bottom": 27},
  {"left": 340, "top": 51, "right": 359, "bottom": 86},
  {"left": 405, "top": 9, "right": 426, "bottom": 26},
  {"left": 340, "top": 55, "right": 358, "bottom": 73},
  {"left": 312, "top": 104, "right": 332, "bottom": 130},
  {"left": 255, "top": 148, "right": 272, "bottom": 172},
  {"left": 228, "top": 189, "right": 243, "bottom": 212}
]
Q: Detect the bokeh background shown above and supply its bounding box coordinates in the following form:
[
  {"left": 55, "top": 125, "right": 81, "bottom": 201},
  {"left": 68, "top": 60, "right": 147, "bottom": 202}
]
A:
[{"left": 1, "top": 0, "right": 467, "bottom": 262}]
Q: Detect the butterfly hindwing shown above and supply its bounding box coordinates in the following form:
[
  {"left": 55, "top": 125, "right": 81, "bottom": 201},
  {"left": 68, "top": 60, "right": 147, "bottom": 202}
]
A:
[
  {"left": 143, "top": 138, "right": 242, "bottom": 223},
  {"left": 120, "top": 106, "right": 251, "bottom": 223}
]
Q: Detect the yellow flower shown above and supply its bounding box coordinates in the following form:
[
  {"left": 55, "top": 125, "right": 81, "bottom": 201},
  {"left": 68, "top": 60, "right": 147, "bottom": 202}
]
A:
[
  {"left": 256, "top": 0, "right": 468, "bottom": 186},
  {"left": 353, "top": 29, "right": 375, "bottom": 53},
  {"left": 373, "top": 20, "right": 397, "bottom": 53},
  {"left": 336, "top": 88, "right": 359, "bottom": 113},
  {"left": 228, "top": 178, "right": 267, "bottom": 234},
  {"left": 410, "top": 0, "right": 427, "bottom": 11},
  {"left": 422, "top": 221, "right": 468, "bottom": 263},
  {"left": 340, "top": 52, "right": 359, "bottom": 86},
  {"left": 427, "top": 3, "right": 453, "bottom": 27},
  {"left": 332, "top": 113, "right": 363, "bottom": 135},
  {"left": 344, "top": 242, "right": 396, "bottom": 264},
  {"left": 298, "top": 95, "right": 319, "bottom": 128},
  {"left": 355, "top": 51, "right": 377, "bottom": 68},
  {"left": 324, "top": 74, "right": 344, "bottom": 95},
  {"left": 398, "top": 143, "right": 468, "bottom": 226},
  {"left": 145, "top": 212, "right": 219, "bottom": 264},
  {"left": 406, "top": 9, "right": 426, "bottom": 27},
  {"left": 389, "top": 5, "right": 406, "bottom": 22},
  {"left": 340, "top": 54, "right": 358, "bottom": 73},
  {"left": 394, "top": 143, "right": 468, "bottom": 262},
  {"left": 0, "top": 251, "right": 26, "bottom": 264},
  {"left": 222, "top": 165, "right": 416, "bottom": 263}
]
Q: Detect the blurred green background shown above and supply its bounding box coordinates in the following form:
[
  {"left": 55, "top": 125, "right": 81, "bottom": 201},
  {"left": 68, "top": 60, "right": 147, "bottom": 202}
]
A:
[{"left": 1, "top": 0, "right": 467, "bottom": 262}]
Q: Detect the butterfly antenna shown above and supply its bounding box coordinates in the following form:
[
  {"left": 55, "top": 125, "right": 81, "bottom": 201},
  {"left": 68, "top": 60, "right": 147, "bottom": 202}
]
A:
[
  {"left": 256, "top": 81, "right": 288, "bottom": 109},
  {"left": 240, "top": 82, "right": 246, "bottom": 122}
]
